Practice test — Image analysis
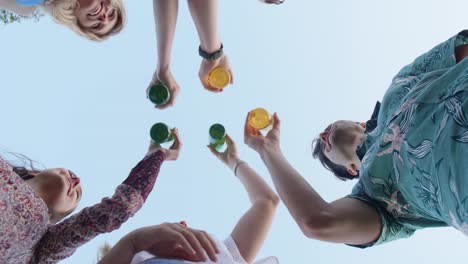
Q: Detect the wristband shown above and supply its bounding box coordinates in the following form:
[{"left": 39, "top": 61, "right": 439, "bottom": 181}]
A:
[
  {"left": 233, "top": 160, "right": 247, "bottom": 176},
  {"left": 199, "top": 43, "right": 224, "bottom": 61}
]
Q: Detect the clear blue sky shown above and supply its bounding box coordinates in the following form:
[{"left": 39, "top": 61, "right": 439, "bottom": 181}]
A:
[{"left": 1, "top": 0, "right": 467, "bottom": 263}]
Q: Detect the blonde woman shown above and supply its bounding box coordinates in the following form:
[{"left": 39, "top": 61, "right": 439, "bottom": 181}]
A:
[
  {"left": 0, "top": 0, "right": 125, "bottom": 41},
  {"left": 98, "top": 135, "right": 280, "bottom": 264}
]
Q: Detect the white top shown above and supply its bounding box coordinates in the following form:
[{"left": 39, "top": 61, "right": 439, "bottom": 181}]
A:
[{"left": 130, "top": 236, "right": 278, "bottom": 264}]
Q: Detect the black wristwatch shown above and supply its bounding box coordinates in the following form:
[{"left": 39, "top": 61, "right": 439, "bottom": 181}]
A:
[{"left": 198, "top": 43, "right": 224, "bottom": 61}]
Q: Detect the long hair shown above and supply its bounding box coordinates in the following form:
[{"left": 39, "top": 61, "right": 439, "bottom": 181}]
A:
[
  {"left": 42, "top": 0, "right": 126, "bottom": 41},
  {"left": 7, "top": 152, "right": 42, "bottom": 180}
]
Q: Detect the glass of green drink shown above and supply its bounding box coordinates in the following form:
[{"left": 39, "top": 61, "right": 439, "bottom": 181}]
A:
[
  {"left": 209, "top": 123, "right": 227, "bottom": 152},
  {"left": 147, "top": 83, "right": 170, "bottom": 107},
  {"left": 150, "top": 122, "right": 175, "bottom": 147}
]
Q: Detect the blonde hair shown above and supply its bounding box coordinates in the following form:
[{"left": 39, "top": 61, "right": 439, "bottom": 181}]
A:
[{"left": 42, "top": 0, "right": 126, "bottom": 41}]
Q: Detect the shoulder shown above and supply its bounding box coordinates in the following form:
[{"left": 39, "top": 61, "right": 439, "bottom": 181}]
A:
[{"left": 349, "top": 180, "right": 367, "bottom": 197}]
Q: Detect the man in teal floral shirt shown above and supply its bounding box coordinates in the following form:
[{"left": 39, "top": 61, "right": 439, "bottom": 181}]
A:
[
  {"left": 319, "top": 30, "right": 468, "bottom": 246},
  {"left": 243, "top": 30, "right": 468, "bottom": 249}
]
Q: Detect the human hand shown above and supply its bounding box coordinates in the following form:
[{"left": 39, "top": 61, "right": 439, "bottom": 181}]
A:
[
  {"left": 199, "top": 54, "right": 234, "bottom": 92},
  {"left": 207, "top": 134, "right": 240, "bottom": 171},
  {"left": 148, "top": 68, "right": 180, "bottom": 109},
  {"left": 129, "top": 222, "right": 220, "bottom": 262},
  {"left": 147, "top": 128, "right": 182, "bottom": 161},
  {"left": 244, "top": 112, "right": 281, "bottom": 155}
]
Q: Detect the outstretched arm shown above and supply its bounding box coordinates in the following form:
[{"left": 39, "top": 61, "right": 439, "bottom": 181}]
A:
[
  {"left": 229, "top": 161, "right": 279, "bottom": 264},
  {"left": 187, "top": 0, "right": 220, "bottom": 53},
  {"left": 187, "top": 0, "right": 234, "bottom": 91},
  {"left": 208, "top": 135, "right": 278, "bottom": 263},
  {"left": 99, "top": 223, "right": 220, "bottom": 264},
  {"left": 244, "top": 113, "right": 381, "bottom": 245},
  {"left": 150, "top": 0, "right": 180, "bottom": 109},
  {"left": 34, "top": 133, "right": 183, "bottom": 263},
  {"left": 153, "top": 0, "right": 178, "bottom": 73}
]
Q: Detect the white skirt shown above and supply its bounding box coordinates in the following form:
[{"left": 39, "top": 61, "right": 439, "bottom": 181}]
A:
[{"left": 130, "top": 236, "right": 278, "bottom": 264}]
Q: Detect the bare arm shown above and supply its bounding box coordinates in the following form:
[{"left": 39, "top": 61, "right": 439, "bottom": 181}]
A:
[
  {"left": 99, "top": 223, "right": 220, "bottom": 264},
  {"left": 153, "top": 0, "right": 178, "bottom": 71},
  {"left": 187, "top": 0, "right": 234, "bottom": 91},
  {"left": 260, "top": 147, "right": 380, "bottom": 244},
  {"left": 229, "top": 162, "right": 279, "bottom": 264},
  {"left": 208, "top": 135, "right": 278, "bottom": 263},
  {"left": 0, "top": 0, "right": 36, "bottom": 16},
  {"left": 149, "top": 0, "right": 181, "bottom": 109},
  {"left": 245, "top": 113, "right": 381, "bottom": 245},
  {"left": 187, "top": 0, "right": 221, "bottom": 53}
]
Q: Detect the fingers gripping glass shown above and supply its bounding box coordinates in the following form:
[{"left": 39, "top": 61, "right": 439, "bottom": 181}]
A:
[
  {"left": 248, "top": 108, "right": 273, "bottom": 134},
  {"left": 209, "top": 123, "right": 227, "bottom": 152},
  {"left": 150, "top": 123, "right": 175, "bottom": 147}
]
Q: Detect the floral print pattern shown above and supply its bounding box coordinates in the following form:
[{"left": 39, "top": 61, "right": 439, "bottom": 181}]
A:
[
  {"left": 0, "top": 151, "right": 165, "bottom": 263},
  {"left": 348, "top": 30, "right": 468, "bottom": 247}
]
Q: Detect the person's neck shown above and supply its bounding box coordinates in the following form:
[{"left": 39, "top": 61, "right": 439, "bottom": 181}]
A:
[
  {"left": 24, "top": 177, "right": 42, "bottom": 195},
  {"left": 23, "top": 177, "right": 55, "bottom": 221}
]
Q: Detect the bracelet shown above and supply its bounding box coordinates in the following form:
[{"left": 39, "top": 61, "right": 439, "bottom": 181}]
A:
[
  {"left": 233, "top": 160, "right": 247, "bottom": 176},
  {"left": 198, "top": 43, "right": 224, "bottom": 61}
]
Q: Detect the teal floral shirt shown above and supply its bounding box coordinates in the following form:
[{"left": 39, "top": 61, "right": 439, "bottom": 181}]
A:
[{"left": 349, "top": 30, "right": 468, "bottom": 247}]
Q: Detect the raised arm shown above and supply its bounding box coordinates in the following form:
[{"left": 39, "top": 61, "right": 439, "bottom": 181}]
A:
[
  {"left": 149, "top": 0, "right": 180, "bottom": 109},
  {"left": 33, "top": 132, "right": 183, "bottom": 263},
  {"left": 187, "top": 0, "right": 234, "bottom": 91},
  {"left": 187, "top": 0, "right": 220, "bottom": 53},
  {"left": 208, "top": 134, "right": 278, "bottom": 263},
  {"left": 243, "top": 113, "right": 381, "bottom": 245},
  {"left": 99, "top": 223, "right": 220, "bottom": 264}
]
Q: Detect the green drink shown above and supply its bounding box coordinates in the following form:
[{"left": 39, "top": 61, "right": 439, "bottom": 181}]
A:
[
  {"left": 209, "top": 123, "right": 226, "bottom": 152},
  {"left": 147, "top": 83, "right": 170, "bottom": 106},
  {"left": 150, "top": 123, "right": 175, "bottom": 144}
]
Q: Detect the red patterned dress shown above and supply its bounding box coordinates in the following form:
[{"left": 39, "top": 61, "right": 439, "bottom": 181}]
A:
[{"left": 0, "top": 151, "right": 165, "bottom": 264}]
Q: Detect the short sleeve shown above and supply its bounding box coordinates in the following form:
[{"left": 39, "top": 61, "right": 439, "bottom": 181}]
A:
[
  {"left": 223, "top": 236, "right": 279, "bottom": 264},
  {"left": 346, "top": 183, "right": 416, "bottom": 248},
  {"left": 130, "top": 251, "right": 155, "bottom": 264},
  {"left": 16, "top": 0, "right": 44, "bottom": 6},
  {"left": 393, "top": 30, "right": 468, "bottom": 80}
]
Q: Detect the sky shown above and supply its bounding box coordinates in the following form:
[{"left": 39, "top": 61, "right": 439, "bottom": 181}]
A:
[{"left": 1, "top": 0, "right": 467, "bottom": 263}]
